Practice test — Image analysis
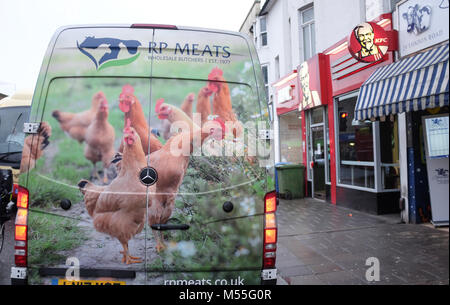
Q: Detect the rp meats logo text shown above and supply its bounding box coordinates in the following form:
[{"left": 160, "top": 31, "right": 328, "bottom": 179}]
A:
[{"left": 77, "top": 36, "right": 141, "bottom": 70}]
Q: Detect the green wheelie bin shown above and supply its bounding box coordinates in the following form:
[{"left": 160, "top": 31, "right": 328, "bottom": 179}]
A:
[{"left": 275, "top": 163, "right": 305, "bottom": 200}]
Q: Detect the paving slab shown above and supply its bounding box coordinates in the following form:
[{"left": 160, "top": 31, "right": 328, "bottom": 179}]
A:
[{"left": 276, "top": 198, "right": 449, "bottom": 285}]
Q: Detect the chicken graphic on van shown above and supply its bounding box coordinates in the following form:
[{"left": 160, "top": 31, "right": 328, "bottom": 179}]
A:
[{"left": 77, "top": 36, "right": 141, "bottom": 70}]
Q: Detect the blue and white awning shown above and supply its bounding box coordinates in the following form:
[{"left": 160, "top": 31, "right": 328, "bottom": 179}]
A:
[{"left": 355, "top": 43, "right": 449, "bottom": 121}]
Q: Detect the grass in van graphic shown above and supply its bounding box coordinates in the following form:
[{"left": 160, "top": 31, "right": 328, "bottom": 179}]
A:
[
  {"left": 24, "top": 61, "right": 272, "bottom": 284},
  {"left": 77, "top": 36, "right": 141, "bottom": 70}
]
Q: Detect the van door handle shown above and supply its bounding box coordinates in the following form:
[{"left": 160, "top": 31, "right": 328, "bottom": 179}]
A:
[{"left": 151, "top": 224, "right": 190, "bottom": 230}]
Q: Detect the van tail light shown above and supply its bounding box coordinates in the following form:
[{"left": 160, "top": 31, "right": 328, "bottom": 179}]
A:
[
  {"left": 264, "top": 191, "right": 277, "bottom": 213},
  {"left": 263, "top": 191, "right": 278, "bottom": 269},
  {"left": 15, "top": 186, "right": 29, "bottom": 267}
]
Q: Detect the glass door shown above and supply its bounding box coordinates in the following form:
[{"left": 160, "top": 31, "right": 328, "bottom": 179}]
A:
[{"left": 311, "top": 125, "right": 326, "bottom": 199}]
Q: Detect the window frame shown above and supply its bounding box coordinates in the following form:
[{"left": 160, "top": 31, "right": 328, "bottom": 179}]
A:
[
  {"left": 334, "top": 91, "right": 400, "bottom": 193},
  {"left": 259, "top": 16, "right": 268, "bottom": 47},
  {"left": 299, "top": 5, "right": 315, "bottom": 61},
  {"left": 278, "top": 109, "right": 303, "bottom": 164}
]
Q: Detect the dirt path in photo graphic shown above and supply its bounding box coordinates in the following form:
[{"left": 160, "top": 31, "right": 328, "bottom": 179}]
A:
[{"left": 43, "top": 201, "right": 165, "bottom": 285}]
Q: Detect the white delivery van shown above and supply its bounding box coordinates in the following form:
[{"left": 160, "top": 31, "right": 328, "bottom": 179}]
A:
[{"left": 11, "top": 24, "right": 277, "bottom": 285}]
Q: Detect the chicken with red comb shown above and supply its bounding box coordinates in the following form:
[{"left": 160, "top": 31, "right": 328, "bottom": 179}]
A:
[
  {"left": 118, "top": 84, "right": 162, "bottom": 154},
  {"left": 78, "top": 125, "right": 147, "bottom": 264},
  {"left": 207, "top": 67, "right": 224, "bottom": 93}
]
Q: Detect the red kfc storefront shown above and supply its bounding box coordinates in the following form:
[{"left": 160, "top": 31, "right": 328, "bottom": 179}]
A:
[
  {"left": 274, "top": 53, "right": 334, "bottom": 202},
  {"left": 323, "top": 13, "right": 400, "bottom": 214},
  {"left": 274, "top": 13, "right": 400, "bottom": 214}
]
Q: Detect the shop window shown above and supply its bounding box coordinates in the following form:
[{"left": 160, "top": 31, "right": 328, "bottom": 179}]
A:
[
  {"left": 279, "top": 110, "right": 303, "bottom": 164},
  {"left": 299, "top": 6, "right": 316, "bottom": 61},
  {"left": 311, "top": 107, "right": 323, "bottom": 124},
  {"left": 380, "top": 117, "right": 400, "bottom": 190},
  {"left": 336, "top": 96, "right": 375, "bottom": 189}
]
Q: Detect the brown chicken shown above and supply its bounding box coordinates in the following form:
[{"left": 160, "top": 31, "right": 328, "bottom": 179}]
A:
[
  {"left": 155, "top": 98, "right": 199, "bottom": 134},
  {"left": 113, "top": 98, "right": 209, "bottom": 175},
  {"left": 52, "top": 91, "right": 105, "bottom": 143},
  {"left": 84, "top": 98, "right": 115, "bottom": 184},
  {"left": 208, "top": 67, "right": 243, "bottom": 138},
  {"left": 115, "top": 100, "right": 217, "bottom": 252},
  {"left": 20, "top": 122, "right": 52, "bottom": 173},
  {"left": 160, "top": 93, "right": 195, "bottom": 140},
  {"left": 118, "top": 84, "right": 162, "bottom": 154},
  {"left": 180, "top": 92, "right": 195, "bottom": 119},
  {"left": 78, "top": 125, "right": 147, "bottom": 264},
  {"left": 149, "top": 102, "right": 215, "bottom": 251},
  {"left": 196, "top": 86, "right": 213, "bottom": 126}
]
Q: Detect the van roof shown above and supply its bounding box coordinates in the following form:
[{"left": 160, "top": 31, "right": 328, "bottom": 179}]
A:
[{"left": 54, "top": 24, "right": 248, "bottom": 37}]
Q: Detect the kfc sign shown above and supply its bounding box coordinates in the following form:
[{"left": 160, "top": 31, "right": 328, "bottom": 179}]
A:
[
  {"left": 348, "top": 22, "right": 389, "bottom": 63},
  {"left": 297, "top": 54, "right": 330, "bottom": 111}
]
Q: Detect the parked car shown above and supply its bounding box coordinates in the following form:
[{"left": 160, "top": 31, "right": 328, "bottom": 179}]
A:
[
  {"left": 0, "top": 92, "right": 32, "bottom": 185},
  {"left": 11, "top": 24, "right": 277, "bottom": 285},
  {"left": 0, "top": 92, "right": 32, "bottom": 205},
  {"left": 0, "top": 92, "right": 32, "bottom": 255}
]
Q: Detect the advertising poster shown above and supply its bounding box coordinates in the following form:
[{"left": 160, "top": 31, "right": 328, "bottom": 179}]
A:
[
  {"left": 423, "top": 115, "right": 449, "bottom": 226},
  {"left": 398, "top": 0, "right": 449, "bottom": 57}
]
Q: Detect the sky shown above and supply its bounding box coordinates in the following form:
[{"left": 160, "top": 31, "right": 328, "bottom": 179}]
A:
[{"left": 0, "top": 0, "right": 255, "bottom": 94}]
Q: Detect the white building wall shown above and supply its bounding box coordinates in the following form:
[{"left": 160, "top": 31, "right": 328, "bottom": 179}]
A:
[
  {"left": 315, "top": 0, "right": 367, "bottom": 53},
  {"left": 253, "top": 0, "right": 393, "bottom": 163}
]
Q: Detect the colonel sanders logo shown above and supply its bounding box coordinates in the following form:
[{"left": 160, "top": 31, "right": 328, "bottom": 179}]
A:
[
  {"left": 348, "top": 22, "right": 389, "bottom": 63},
  {"left": 299, "top": 62, "right": 321, "bottom": 110}
]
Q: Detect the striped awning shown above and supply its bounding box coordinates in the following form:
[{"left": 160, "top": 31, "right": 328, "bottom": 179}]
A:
[{"left": 355, "top": 43, "right": 449, "bottom": 121}]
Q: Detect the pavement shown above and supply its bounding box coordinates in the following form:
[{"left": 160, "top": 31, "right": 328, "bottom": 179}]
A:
[{"left": 275, "top": 198, "right": 449, "bottom": 285}]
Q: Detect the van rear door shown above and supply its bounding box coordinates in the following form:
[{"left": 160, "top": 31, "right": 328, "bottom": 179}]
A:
[
  {"left": 143, "top": 28, "right": 272, "bottom": 285},
  {"left": 23, "top": 26, "right": 156, "bottom": 284}
]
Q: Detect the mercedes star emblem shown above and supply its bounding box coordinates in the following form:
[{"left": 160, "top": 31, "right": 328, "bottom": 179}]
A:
[{"left": 139, "top": 166, "right": 158, "bottom": 186}]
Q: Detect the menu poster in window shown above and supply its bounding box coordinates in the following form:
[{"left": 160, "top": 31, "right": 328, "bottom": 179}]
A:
[
  {"left": 423, "top": 114, "right": 449, "bottom": 226},
  {"left": 424, "top": 116, "right": 449, "bottom": 158}
]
